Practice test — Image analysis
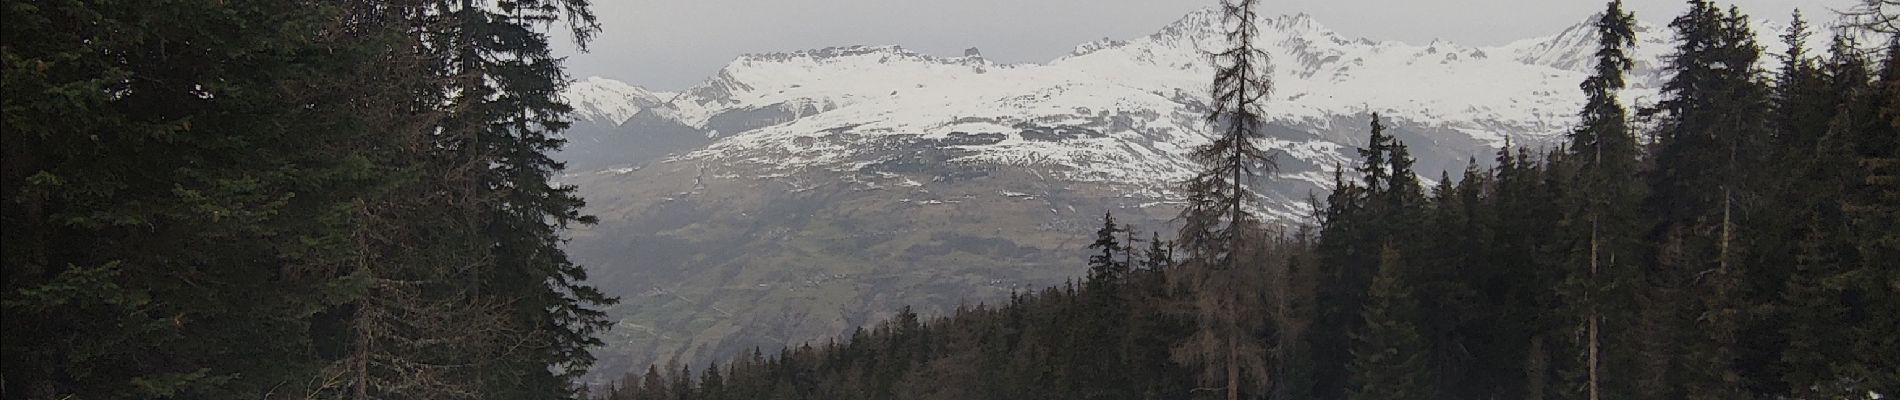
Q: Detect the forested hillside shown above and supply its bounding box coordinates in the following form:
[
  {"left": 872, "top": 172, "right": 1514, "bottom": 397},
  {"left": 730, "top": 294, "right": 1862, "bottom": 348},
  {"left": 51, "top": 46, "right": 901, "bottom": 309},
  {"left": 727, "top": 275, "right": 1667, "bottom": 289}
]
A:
[
  {"left": 596, "top": 1, "right": 1899, "bottom": 399},
  {"left": 2, "top": 0, "right": 613, "bottom": 398}
]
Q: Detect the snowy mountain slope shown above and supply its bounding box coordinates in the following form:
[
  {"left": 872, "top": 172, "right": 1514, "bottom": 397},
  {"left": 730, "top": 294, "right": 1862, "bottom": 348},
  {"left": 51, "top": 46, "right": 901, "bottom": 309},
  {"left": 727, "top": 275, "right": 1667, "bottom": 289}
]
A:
[
  {"left": 602, "top": 10, "right": 1811, "bottom": 200},
  {"left": 565, "top": 76, "right": 673, "bottom": 126},
  {"left": 556, "top": 77, "right": 704, "bottom": 172},
  {"left": 560, "top": 9, "right": 1822, "bottom": 381},
  {"left": 1502, "top": 16, "right": 1814, "bottom": 101}
]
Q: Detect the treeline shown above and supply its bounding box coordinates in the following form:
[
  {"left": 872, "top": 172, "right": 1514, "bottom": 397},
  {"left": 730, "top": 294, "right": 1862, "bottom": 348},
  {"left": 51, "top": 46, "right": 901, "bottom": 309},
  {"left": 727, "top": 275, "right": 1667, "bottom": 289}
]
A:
[
  {"left": 594, "top": 214, "right": 1292, "bottom": 400},
  {"left": 598, "top": 1, "right": 1898, "bottom": 399},
  {"left": 2, "top": 0, "right": 612, "bottom": 399}
]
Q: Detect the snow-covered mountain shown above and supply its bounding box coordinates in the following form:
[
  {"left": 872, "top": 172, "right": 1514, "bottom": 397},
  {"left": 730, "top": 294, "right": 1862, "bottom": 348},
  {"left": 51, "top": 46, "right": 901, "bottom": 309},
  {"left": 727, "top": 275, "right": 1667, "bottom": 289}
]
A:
[
  {"left": 566, "top": 10, "right": 1810, "bottom": 218},
  {"left": 558, "top": 78, "right": 703, "bottom": 172},
  {"left": 565, "top": 76, "right": 674, "bottom": 126},
  {"left": 560, "top": 9, "right": 1817, "bottom": 381}
]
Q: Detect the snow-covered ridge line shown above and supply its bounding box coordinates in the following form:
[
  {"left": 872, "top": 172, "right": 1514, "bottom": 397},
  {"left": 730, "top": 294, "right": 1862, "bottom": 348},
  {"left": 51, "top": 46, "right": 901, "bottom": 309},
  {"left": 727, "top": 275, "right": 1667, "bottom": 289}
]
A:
[
  {"left": 564, "top": 76, "right": 670, "bottom": 126},
  {"left": 561, "top": 8, "right": 1821, "bottom": 203},
  {"left": 732, "top": 44, "right": 1003, "bottom": 67},
  {"left": 567, "top": 8, "right": 1816, "bottom": 129}
]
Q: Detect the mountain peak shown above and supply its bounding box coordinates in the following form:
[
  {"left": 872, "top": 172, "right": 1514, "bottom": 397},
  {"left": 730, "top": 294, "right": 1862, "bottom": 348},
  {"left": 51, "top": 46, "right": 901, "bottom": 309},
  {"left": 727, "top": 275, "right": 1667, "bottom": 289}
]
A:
[
  {"left": 1148, "top": 9, "right": 1341, "bottom": 42},
  {"left": 1067, "top": 37, "right": 1128, "bottom": 57},
  {"left": 1268, "top": 12, "right": 1324, "bottom": 32},
  {"left": 732, "top": 45, "right": 997, "bottom": 67},
  {"left": 564, "top": 76, "right": 668, "bottom": 125}
]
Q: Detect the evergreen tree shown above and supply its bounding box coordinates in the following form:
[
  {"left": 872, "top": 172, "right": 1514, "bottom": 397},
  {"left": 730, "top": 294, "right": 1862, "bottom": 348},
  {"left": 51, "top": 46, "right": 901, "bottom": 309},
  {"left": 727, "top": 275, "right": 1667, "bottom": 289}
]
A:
[
  {"left": 1556, "top": 3, "right": 1645, "bottom": 400},
  {"left": 2, "top": 0, "right": 417, "bottom": 397},
  {"left": 321, "top": 0, "right": 612, "bottom": 397},
  {"left": 1640, "top": 2, "right": 1771, "bottom": 398},
  {"left": 1087, "top": 211, "right": 1130, "bottom": 288},
  {"left": 1772, "top": 10, "right": 1827, "bottom": 152},
  {"left": 1425, "top": 167, "right": 1476, "bottom": 397},
  {"left": 1314, "top": 112, "right": 1441, "bottom": 400},
  {"left": 1743, "top": 11, "right": 1838, "bottom": 397},
  {"left": 637, "top": 368, "right": 665, "bottom": 400},
  {"left": 1, "top": 0, "right": 613, "bottom": 397},
  {"left": 1765, "top": 29, "right": 1894, "bottom": 398},
  {"left": 1144, "top": 232, "right": 1175, "bottom": 271},
  {"left": 699, "top": 364, "right": 726, "bottom": 400},
  {"left": 1358, "top": 114, "right": 1395, "bottom": 195},
  {"left": 341, "top": 1, "right": 604, "bottom": 398},
  {"left": 1346, "top": 247, "right": 1431, "bottom": 400},
  {"left": 1078, "top": 211, "right": 1134, "bottom": 399},
  {"left": 1383, "top": 140, "right": 1425, "bottom": 215},
  {"left": 1311, "top": 119, "right": 1384, "bottom": 400},
  {"left": 673, "top": 363, "right": 695, "bottom": 400},
  {"left": 1835, "top": 36, "right": 1900, "bottom": 395}
]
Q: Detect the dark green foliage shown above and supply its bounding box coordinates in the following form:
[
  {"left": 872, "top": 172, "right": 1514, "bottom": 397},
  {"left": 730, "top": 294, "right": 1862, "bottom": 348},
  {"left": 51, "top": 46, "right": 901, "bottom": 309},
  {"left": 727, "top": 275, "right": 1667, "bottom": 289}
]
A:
[
  {"left": 422, "top": 1, "right": 615, "bottom": 397},
  {"left": 1072, "top": 212, "right": 1139, "bottom": 398},
  {"left": 698, "top": 364, "right": 726, "bottom": 400},
  {"left": 1311, "top": 118, "right": 1386, "bottom": 400},
  {"left": 1, "top": 0, "right": 608, "bottom": 398},
  {"left": 1347, "top": 247, "right": 1432, "bottom": 400},
  {"left": 2, "top": 0, "right": 390, "bottom": 397},
  {"left": 1144, "top": 231, "right": 1176, "bottom": 271},
  {"left": 1087, "top": 211, "right": 1130, "bottom": 288},
  {"left": 1553, "top": 2, "right": 1646, "bottom": 399},
  {"left": 1312, "top": 113, "right": 1445, "bottom": 400},
  {"left": 1640, "top": 3, "right": 1773, "bottom": 399},
  {"left": 1816, "top": 36, "right": 1900, "bottom": 396},
  {"left": 596, "top": 232, "right": 1315, "bottom": 400}
]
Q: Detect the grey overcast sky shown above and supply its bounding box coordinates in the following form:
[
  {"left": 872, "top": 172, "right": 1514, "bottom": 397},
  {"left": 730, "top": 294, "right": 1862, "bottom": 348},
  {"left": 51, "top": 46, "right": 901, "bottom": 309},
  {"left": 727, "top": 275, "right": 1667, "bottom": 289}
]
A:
[{"left": 553, "top": 0, "right": 1859, "bottom": 91}]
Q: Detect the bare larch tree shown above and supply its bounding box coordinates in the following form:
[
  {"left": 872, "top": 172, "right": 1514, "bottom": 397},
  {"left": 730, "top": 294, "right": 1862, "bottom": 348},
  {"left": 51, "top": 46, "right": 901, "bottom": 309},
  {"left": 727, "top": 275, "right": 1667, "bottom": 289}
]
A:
[{"left": 1169, "top": 0, "right": 1278, "bottom": 400}]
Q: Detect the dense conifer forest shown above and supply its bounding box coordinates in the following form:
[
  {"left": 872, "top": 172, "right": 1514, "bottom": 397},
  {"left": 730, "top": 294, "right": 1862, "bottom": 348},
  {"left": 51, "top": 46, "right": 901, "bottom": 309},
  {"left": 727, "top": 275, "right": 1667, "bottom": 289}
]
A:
[
  {"left": 3, "top": 0, "right": 612, "bottom": 398},
  {"left": 3, "top": 0, "right": 1895, "bottom": 399}
]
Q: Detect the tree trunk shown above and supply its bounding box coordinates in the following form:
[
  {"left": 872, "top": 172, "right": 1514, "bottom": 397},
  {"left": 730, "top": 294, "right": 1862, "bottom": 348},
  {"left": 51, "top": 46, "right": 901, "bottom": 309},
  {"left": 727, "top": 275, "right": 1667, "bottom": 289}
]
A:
[
  {"left": 1720, "top": 188, "right": 1731, "bottom": 272},
  {"left": 1589, "top": 218, "right": 1601, "bottom": 400},
  {"left": 1228, "top": 341, "right": 1240, "bottom": 400},
  {"left": 355, "top": 307, "right": 371, "bottom": 400}
]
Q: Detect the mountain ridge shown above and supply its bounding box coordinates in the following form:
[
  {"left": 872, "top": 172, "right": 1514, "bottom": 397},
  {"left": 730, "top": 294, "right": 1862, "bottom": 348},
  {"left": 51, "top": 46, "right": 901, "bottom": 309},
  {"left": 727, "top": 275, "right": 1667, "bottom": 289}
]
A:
[
  {"left": 555, "top": 9, "right": 1818, "bottom": 382},
  {"left": 568, "top": 10, "right": 1812, "bottom": 128}
]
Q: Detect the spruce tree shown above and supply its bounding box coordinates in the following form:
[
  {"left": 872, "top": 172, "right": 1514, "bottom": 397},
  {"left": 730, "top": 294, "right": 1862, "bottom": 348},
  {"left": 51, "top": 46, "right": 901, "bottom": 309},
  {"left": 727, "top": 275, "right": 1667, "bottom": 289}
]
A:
[
  {"left": 1087, "top": 211, "right": 1130, "bottom": 288},
  {"left": 1557, "top": 3, "right": 1644, "bottom": 399},
  {"left": 1768, "top": 30, "right": 1896, "bottom": 398},
  {"left": 1358, "top": 114, "right": 1395, "bottom": 195},
  {"left": 1311, "top": 118, "right": 1389, "bottom": 400},
  {"left": 1837, "top": 36, "right": 1900, "bottom": 395},
  {"left": 416, "top": 0, "right": 613, "bottom": 397},
  {"left": 1144, "top": 232, "right": 1175, "bottom": 271},
  {"left": 1642, "top": 2, "right": 1771, "bottom": 398},
  {"left": 320, "top": 0, "right": 612, "bottom": 397},
  {"left": 1, "top": 0, "right": 411, "bottom": 397},
  {"left": 699, "top": 365, "right": 726, "bottom": 400},
  {"left": 1773, "top": 10, "right": 1827, "bottom": 153},
  {"left": 1744, "top": 11, "right": 1840, "bottom": 397},
  {"left": 1383, "top": 139, "right": 1425, "bottom": 214},
  {"left": 1346, "top": 246, "right": 1431, "bottom": 400},
  {"left": 1080, "top": 211, "right": 1133, "bottom": 399}
]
